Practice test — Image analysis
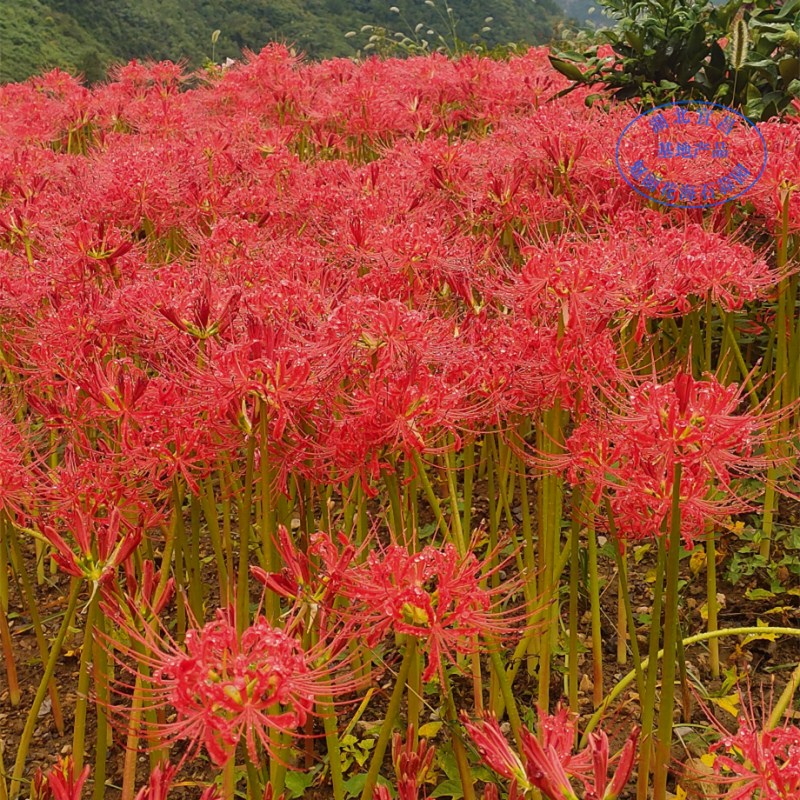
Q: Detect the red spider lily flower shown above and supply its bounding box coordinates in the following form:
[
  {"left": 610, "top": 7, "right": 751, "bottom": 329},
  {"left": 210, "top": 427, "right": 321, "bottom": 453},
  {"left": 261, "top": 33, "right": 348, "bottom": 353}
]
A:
[
  {"left": 250, "top": 527, "right": 356, "bottom": 635},
  {"left": 158, "top": 276, "right": 240, "bottom": 341},
  {"left": 392, "top": 726, "right": 436, "bottom": 800},
  {"left": 120, "top": 557, "right": 175, "bottom": 619},
  {"left": 465, "top": 708, "right": 638, "bottom": 800},
  {"left": 520, "top": 730, "right": 578, "bottom": 800},
  {"left": 133, "top": 761, "right": 178, "bottom": 800},
  {"left": 696, "top": 689, "right": 800, "bottom": 800},
  {"left": 108, "top": 606, "right": 354, "bottom": 767},
  {"left": 40, "top": 507, "right": 142, "bottom": 585},
  {"left": 260, "top": 783, "right": 286, "bottom": 800},
  {"left": 0, "top": 410, "right": 33, "bottom": 516},
  {"left": 584, "top": 729, "right": 639, "bottom": 800},
  {"left": 31, "top": 756, "right": 90, "bottom": 800},
  {"left": 341, "top": 535, "right": 527, "bottom": 683},
  {"left": 131, "top": 760, "right": 225, "bottom": 800},
  {"left": 563, "top": 373, "right": 781, "bottom": 545},
  {"left": 461, "top": 712, "right": 528, "bottom": 786}
]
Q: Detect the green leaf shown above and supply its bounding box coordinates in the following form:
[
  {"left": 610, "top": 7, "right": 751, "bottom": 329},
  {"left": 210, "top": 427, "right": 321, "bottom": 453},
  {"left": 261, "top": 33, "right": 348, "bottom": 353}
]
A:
[
  {"left": 548, "top": 57, "right": 586, "bottom": 82},
  {"left": 742, "top": 620, "right": 780, "bottom": 646},
  {"left": 429, "top": 780, "right": 465, "bottom": 799},
  {"left": 285, "top": 771, "right": 316, "bottom": 799},
  {"left": 419, "top": 721, "right": 444, "bottom": 738},
  {"left": 624, "top": 29, "right": 644, "bottom": 52},
  {"left": 745, "top": 587, "right": 775, "bottom": 601}
]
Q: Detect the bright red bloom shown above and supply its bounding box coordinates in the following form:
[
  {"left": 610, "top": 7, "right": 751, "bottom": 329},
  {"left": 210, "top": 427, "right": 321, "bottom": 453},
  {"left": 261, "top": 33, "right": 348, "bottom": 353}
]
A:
[
  {"left": 464, "top": 707, "right": 638, "bottom": 800},
  {"left": 341, "top": 537, "right": 525, "bottom": 682},
  {"left": 704, "top": 691, "right": 800, "bottom": 800},
  {"left": 31, "top": 756, "right": 90, "bottom": 800},
  {"left": 250, "top": 527, "right": 356, "bottom": 636},
  {"left": 133, "top": 762, "right": 179, "bottom": 800},
  {"left": 393, "top": 726, "right": 436, "bottom": 800},
  {"left": 41, "top": 506, "right": 142, "bottom": 584},
  {"left": 110, "top": 607, "right": 351, "bottom": 767},
  {"left": 564, "top": 373, "right": 777, "bottom": 544}
]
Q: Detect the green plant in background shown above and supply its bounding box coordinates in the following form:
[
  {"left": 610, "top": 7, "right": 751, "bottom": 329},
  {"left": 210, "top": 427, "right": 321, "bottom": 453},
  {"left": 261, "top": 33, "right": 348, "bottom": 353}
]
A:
[
  {"left": 350, "top": 2, "right": 523, "bottom": 60},
  {"left": 550, "top": 0, "right": 800, "bottom": 119}
]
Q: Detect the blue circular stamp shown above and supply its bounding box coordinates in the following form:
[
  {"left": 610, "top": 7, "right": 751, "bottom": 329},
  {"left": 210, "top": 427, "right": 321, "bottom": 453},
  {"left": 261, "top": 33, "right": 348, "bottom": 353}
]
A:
[{"left": 615, "top": 101, "right": 767, "bottom": 209}]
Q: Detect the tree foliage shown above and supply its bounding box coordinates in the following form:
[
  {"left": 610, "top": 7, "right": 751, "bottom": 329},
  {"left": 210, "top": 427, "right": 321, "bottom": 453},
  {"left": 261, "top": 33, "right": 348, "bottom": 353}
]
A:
[{"left": 0, "top": 0, "right": 563, "bottom": 83}]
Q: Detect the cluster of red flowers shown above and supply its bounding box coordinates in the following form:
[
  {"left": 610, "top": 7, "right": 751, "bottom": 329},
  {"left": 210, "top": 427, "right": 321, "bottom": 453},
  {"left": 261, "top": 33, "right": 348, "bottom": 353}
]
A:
[
  {"left": 1, "top": 37, "right": 798, "bottom": 800},
  {"left": 565, "top": 373, "right": 777, "bottom": 543}
]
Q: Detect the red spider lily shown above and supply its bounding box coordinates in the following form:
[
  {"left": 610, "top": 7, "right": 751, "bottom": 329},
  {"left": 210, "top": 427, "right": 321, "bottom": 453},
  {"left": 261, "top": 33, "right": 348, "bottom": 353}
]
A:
[
  {"left": 464, "top": 708, "right": 639, "bottom": 800},
  {"left": 119, "top": 557, "right": 175, "bottom": 619},
  {"left": 250, "top": 527, "right": 357, "bottom": 635},
  {"left": 461, "top": 713, "right": 528, "bottom": 786},
  {"left": 393, "top": 726, "right": 436, "bottom": 800},
  {"left": 0, "top": 409, "right": 33, "bottom": 516},
  {"left": 133, "top": 761, "right": 178, "bottom": 800},
  {"left": 340, "top": 535, "right": 528, "bottom": 682},
  {"left": 695, "top": 689, "right": 800, "bottom": 800},
  {"left": 31, "top": 756, "right": 90, "bottom": 800},
  {"left": 40, "top": 506, "right": 142, "bottom": 585},
  {"left": 130, "top": 764, "right": 222, "bottom": 800},
  {"left": 563, "top": 373, "right": 781, "bottom": 544},
  {"left": 374, "top": 726, "right": 436, "bottom": 800},
  {"left": 158, "top": 276, "right": 240, "bottom": 342},
  {"left": 107, "top": 606, "right": 354, "bottom": 767}
]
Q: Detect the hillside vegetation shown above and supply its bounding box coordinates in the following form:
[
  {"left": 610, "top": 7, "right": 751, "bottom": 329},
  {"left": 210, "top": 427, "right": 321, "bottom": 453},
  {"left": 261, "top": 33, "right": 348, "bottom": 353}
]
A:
[{"left": 0, "top": 0, "right": 563, "bottom": 83}]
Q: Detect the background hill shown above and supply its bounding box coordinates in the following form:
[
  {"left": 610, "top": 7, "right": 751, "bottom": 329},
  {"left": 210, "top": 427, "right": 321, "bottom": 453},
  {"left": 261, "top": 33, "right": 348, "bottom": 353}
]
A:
[{"left": 0, "top": 0, "right": 564, "bottom": 83}]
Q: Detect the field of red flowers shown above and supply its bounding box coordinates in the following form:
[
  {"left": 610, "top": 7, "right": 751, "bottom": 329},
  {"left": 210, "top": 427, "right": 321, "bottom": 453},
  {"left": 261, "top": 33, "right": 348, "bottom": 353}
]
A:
[{"left": 1, "top": 44, "right": 799, "bottom": 800}]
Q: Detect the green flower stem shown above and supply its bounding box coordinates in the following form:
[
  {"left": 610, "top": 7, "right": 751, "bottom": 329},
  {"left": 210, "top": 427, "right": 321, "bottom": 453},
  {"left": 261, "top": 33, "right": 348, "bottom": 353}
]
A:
[
  {"left": 676, "top": 626, "right": 691, "bottom": 723},
  {"left": 171, "top": 479, "right": 188, "bottom": 639},
  {"left": 706, "top": 518, "right": 720, "bottom": 679},
  {"left": 120, "top": 671, "right": 144, "bottom": 800},
  {"left": 222, "top": 754, "right": 236, "bottom": 800},
  {"left": 0, "top": 740, "right": 8, "bottom": 800},
  {"left": 445, "top": 441, "right": 466, "bottom": 554},
  {"left": 408, "top": 640, "right": 422, "bottom": 741},
  {"left": 259, "top": 412, "right": 278, "bottom": 622},
  {"left": 93, "top": 613, "right": 109, "bottom": 800},
  {"left": 412, "top": 451, "right": 450, "bottom": 540},
  {"left": 73, "top": 589, "right": 100, "bottom": 771},
  {"left": 720, "top": 313, "right": 759, "bottom": 408},
  {"left": 636, "top": 532, "right": 666, "bottom": 800},
  {"left": 0, "top": 518, "right": 7, "bottom": 614},
  {"left": 360, "top": 636, "right": 417, "bottom": 800},
  {"left": 187, "top": 492, "right": 204, "bottom": 622},
  {"left": 568, "top": 487, "right": 581, "bottom": 713},
  {"left": 488, "top": 647, "right": 524, "bottom": 751},
  {"left": 202, "top": 477, "right": 230, "bottom": 604},
  {"left": 10, "top": 578, "right": 82, "bottom": 800},
  {"left": 581, "top": 625, "right": 800, "bottom": 749},
  {"left": 7, "top": 521, "right": 67, "bottom": 733},
  {"left": 441, "top": 666, "right": 477, "bottom": 800},
  {"left": 515, "top": 445, "right": 538, "bottom": 678},
  {"left": 384, "top": 465, "right": 405, "bottom": 544},
  {"left": 605, "top": 499, "right": 645, "bottom": 704},
  {"left": 0, "top": 600, "right": 19, "bottom": 706},
  {"left": 616, "top": 545, "right": 627, "bottom": 666},
  {"left": 236, "top": 433, "right": 257, "bottom": 635},
  {"left": 268, "top": 725, "right": 290, "bottom": 795},
  {"left": 769, "top": 659, "right": 800, "bottom": 730},
  {"left": 652, "top": 463, "right": 684, "bottom": 800},
  {"left": 763, "top": 194, "right": 791, "bottom": 560},
  {"left": 320, "top": 696, "right": 345, "bottom": 800},
  {"left": 461, "top": 439, "right": 475, "bottom": 540},
  {"left": 246, "top": 760, "right": 262, "bottom": 800},
  {"left": 586, "top": 503, "right": 604, "bottom": 709}
]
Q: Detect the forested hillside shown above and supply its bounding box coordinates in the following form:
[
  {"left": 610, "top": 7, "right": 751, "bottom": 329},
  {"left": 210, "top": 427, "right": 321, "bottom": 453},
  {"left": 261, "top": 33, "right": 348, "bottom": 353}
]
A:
[{"left": 0, "top": 0, "right": 563, "bottom": 83}]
